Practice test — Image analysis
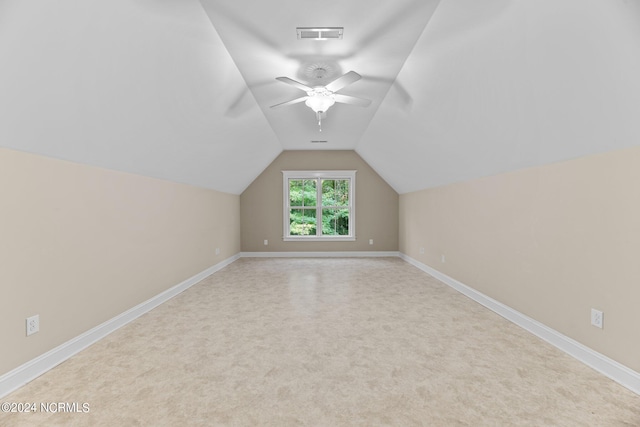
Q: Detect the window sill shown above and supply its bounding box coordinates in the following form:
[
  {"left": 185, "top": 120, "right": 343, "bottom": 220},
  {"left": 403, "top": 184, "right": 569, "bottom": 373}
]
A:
[{"left": 283, "top": 236, "right": 356, "bottom": 242}]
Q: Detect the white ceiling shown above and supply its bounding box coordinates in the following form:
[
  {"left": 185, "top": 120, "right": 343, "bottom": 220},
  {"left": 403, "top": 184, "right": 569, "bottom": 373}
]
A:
[
  {"left": 358, "top": 0, "right": 640, "bottom": 193},
  {"left": 1, "top": 0, "right": 640, "bottom": 194},
  {"left": 0, "top": 0, "right": 281, "bottom": 194},
  {"left": 198, "top": 0, "right": 440, "bottom": 149}
]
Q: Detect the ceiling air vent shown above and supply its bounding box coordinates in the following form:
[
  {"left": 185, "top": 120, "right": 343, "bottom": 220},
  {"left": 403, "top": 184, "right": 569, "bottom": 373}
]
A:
[
  {"left": 297, "top": 27, "right": 343, "bottom": 40},
  {"left": 310, "top": 140, "right": 328, "bottom": 144}
]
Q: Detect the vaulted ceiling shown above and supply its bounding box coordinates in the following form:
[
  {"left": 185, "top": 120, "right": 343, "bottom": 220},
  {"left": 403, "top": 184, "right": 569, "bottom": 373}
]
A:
[
  {"left": 198, "top": 0, "right": 440, "bottom": 150},
  {"left": 1, "top": 0, "right": 639, "bottom": 194}
]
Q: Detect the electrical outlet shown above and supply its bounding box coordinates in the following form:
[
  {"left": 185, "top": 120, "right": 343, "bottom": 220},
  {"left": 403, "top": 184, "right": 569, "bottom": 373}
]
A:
[
  {"left": 26, "top": 315, "right": 39, "bottom": 336},
  {"left": 215, "top": 248, "right": 220, "bottom": 255},
  {"left": 441, "top": 254, "right": 446, "bottom": 263},
  {"left": 591, "top": 308, "right": 603, "bottom": 329},
  {"left": 419, "top": 247, "right": 425, "bottom": 255},
  {"left": 369, "top": 239, "right": 373, "bottom": 245},
  {"left": 264, "top": 239, "right": 268, "bottom": 246}
]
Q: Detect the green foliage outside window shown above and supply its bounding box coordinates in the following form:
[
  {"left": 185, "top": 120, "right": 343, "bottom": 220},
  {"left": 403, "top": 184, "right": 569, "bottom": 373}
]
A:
[{"left": 289, "top": 179, "right": 350, "bottom": 236}]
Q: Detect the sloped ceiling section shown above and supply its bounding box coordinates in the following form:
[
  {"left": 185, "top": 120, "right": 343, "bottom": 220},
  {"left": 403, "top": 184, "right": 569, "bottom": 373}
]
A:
[
  {"left": 0, "top": 0, "right": 281, "bottom": 195},
  {"left": 357, "top": 0, "right": 640, "bottom": 194}
]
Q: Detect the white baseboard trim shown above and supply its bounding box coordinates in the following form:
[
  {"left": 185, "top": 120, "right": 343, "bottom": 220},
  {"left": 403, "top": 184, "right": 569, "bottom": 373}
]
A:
[
  {"left": 399, "top": 253, "right": 640, "bottom": 396},
  {"left": 241, "top": 251, "right": 400, "bottom": 258},
  {"left": 0, "top": 253, "right": 240, "bottom": 399}
]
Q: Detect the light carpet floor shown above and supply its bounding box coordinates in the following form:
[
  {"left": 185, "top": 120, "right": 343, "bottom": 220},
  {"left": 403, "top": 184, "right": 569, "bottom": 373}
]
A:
[{"left": 1, "top": 258, "right": 639, "bottom": 426}]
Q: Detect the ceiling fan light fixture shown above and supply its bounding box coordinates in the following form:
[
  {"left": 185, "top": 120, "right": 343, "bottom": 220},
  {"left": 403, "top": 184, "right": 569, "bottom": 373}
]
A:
[{"left": 305, "top": 93, "right": 335, "bottom": 113}]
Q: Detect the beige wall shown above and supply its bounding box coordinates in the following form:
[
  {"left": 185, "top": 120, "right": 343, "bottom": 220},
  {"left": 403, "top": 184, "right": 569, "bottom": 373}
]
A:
[
  {"left": 0, "top": 148, "right": 240, "bottom": 376},
  {"left": 399, "top": 145, "right": 640, "bottom": 372},
  {"left": 241, "top": 150, "right": 398, "bottom": 252}
]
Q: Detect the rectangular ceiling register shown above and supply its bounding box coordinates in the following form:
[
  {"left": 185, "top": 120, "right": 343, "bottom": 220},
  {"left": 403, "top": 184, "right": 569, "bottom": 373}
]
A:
[{"left": 296, "top": 27, "right": 343, "bottom": 40}]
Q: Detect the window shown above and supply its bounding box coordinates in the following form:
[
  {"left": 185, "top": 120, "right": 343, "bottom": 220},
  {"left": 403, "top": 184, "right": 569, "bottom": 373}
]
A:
[{"left": 283, "top": 170, "right": 356, "bottom": 241}]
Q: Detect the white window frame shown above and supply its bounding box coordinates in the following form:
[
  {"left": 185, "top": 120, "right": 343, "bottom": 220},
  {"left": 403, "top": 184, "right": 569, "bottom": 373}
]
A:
[{"left": 282, "top": 170, "right": 356, "bottom": 241}]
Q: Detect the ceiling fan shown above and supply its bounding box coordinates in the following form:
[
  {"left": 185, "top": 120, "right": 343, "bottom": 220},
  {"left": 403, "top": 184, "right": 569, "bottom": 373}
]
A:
[{"left": 270, "top": 70, "right": 371, "bottom": 131}]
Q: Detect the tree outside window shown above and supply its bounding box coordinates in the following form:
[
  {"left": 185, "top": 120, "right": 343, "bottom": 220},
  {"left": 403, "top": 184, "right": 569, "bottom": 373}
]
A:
[{"left": 283, "top": 171, "right": 355, "bottom": 241}]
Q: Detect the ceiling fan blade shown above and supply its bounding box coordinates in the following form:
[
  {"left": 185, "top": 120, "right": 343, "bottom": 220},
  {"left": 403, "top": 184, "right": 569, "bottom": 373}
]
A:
[
  {"left": 270, "top": 96, "right": 309, "bottom": 109},
  {"left": 276, "top": 77, "right": 313, "bottom": 92},
  {"left": 325, "top": 71, "right": 362, "bottom": 92},
  {"left": 333, "top": 94, "right": 372, "bottom": 107},
  {"left": 364, "top": 75, "right": 413, "bottom": 108},
  {"left": 225, "top": 87, "right": 251, "bottom": 117}
]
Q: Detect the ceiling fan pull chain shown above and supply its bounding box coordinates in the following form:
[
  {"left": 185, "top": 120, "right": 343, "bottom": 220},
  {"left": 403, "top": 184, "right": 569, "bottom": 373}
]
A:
[{"left": 317, "top": 111, "right": 322, "bottom": 132}]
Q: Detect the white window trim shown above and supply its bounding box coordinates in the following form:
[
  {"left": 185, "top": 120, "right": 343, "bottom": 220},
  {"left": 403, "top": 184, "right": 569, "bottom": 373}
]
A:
[{"left": 282, "top": 170, "right": 356, "bottom": 241}]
